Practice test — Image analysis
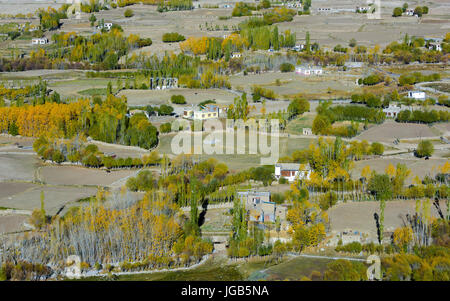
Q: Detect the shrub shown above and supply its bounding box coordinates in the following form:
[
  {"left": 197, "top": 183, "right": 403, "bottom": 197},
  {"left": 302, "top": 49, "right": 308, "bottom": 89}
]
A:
[
  {"left": 392, "top": 7, "right": 403, "bottom": 17},
  {"left": 162, "top": 32, "right": 186, "bottom": 43},
  {"left": 171, "top": 94, "right": 186, "bottom": 104},
  {"left": 335, "top": 241, "right": 363, "bottom": 253},
  {"left": 160, "top": 122, "right": 172, "bottom": 133},
  {"left": 370, "top": 142, "right": 384, "bottom": 155},
  {"left": 279, "top": 62, "right": 295, "bottom": 72},
  {"left": 124, "top": 9, "right": 134, "bottom": 18},
  {"left": 416, "top": 140, "right": 434, "bottom": 158}
]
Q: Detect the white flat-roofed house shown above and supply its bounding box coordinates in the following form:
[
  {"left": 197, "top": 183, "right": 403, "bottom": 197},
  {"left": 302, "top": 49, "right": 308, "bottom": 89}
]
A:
[
  {"left": 405, "top": 9, "right": 414, "bottom": 16},
  {"left": 302, "top": 128, "right": 312, "bottom": 135},
  {"left": 275, "top": 163, "right": 311, "bottom": 183},
  {"left": 231, "top": 52, "right": 242, "bottom": 58},
  {"left": 407, "top": 91, "right": 426, "bottom": 101},
  {"left": 383, "top": 104, "right": 402, "bottom": 118},
  {"left": 183, "top": 104, "right": 219, "bottom": 120},
  {"left": 31, "top": 38, "right": 48, "bottom": 45},
  {"left": 428, "top": 42, "right": 442, "bottom": 52},
  {"left": 296, "top": 66, "right": 323, "bottom": 76},
  {"left": 104, "top": 23, "right": 113, "bottom": 30},
  {"left": 292, "top": 44, "right": 305, "bottom": 51}
]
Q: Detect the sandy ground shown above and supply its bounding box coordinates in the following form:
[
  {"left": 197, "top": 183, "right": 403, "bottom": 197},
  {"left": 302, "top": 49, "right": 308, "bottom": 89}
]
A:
[
  {"left": 329, "top": 199, "right": 448, "bottom": 236},
  {"left": 352, "top": 157, "right": 449, "bottom": 185},
  {"left": 356, "top": 120, "right": 439, "bottom": 143},
  {"left": 0, "top": 214, "right": 29, "bottom": 234},
  {"left": 229, "top": 72, "right": 358, "bottom": 98},
  {"left": 92, "top": 140, "right": 150, "bottom": 158},
  {"left": 119, "top": 88, "right": 239, "bottom": 107},
  {"left": 40, "top": 165, "right": 136, "bottom": 186},
  {"left": 0, "top": 0, "right": 64, "bottom": 15},
  {"left": 0, "top": 153, "right": 38, "bottom": 182},
  {"left": 0, "top": 184, "right": 97, "bottom": 215},
  {"left": 0, "top": 182, "right": 36, "bottom": 199}
]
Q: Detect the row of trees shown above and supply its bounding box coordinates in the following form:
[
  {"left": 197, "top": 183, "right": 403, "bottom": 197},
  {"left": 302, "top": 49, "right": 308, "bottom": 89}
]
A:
[
  {"left": 0, "top": 94, "right": 159, "bottom": 150},
  {"left": 396, "top": 109, "right": 449, "bottom": 124}
]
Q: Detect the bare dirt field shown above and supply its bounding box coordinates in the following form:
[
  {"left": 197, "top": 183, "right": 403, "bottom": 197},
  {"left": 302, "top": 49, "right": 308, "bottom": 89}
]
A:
[
  {"left": 0, "top": 214, "right": 29, "bottom": 234},
  {"left": 329, "top": 199, "right": 448, "bottom": 237},
  {"left": 119, "top": 88, "right": 238, "bottom": 107},
  {"left": 0, "top": 0, "right": 64, "bottom": 15},
  {"left": 40, "top": 166, "right": 136, "bottom": 187},
  {"left": 0, "top": 184, "right": 97, "bottom": 215},
  {"left": 0, "top": 153, "right": 38, "bottom": 182},
  {"left": 0, "top": 135, "right": 35, "bottom": 147},
  {"left": 0, "top": 182, "right": 36, "bottom": 200},
  {"left": 230, "top": 71, "right": 359, "bottom": 99},
  {"left": 92, "top": 140, "right": 150, "bottom": 158},
  {"left": 352, "top": 157, "right": 449, "bottom": 184},
  {"left": 355, "top": 120, "right": 439, "bottom": 143}
]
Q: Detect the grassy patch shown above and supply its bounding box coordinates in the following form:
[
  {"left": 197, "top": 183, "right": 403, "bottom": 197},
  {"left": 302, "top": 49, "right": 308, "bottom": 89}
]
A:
[
  {"left": 424, "top": 83, "right": 450, "bottom": 93},
  {"left": 255, "top": 256, "right": 334, "bottom": 280},
  {"left": 78, "top": 88, "right": 108, "bottom": 97},
  {"left": 286, "top": 114, "right": 314, "bottom": 135}
]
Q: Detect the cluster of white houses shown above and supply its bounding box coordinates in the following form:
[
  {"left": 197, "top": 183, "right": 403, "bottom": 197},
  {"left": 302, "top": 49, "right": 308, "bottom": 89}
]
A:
[
  {"left": 295, "top": 66, "right": 323, "bottom": 76},
  {"left": 96, "top": 23, "right": 113, "bottom": 31},
  {"left": 31, "top": 37, "right": 49, "bottom": 45}
]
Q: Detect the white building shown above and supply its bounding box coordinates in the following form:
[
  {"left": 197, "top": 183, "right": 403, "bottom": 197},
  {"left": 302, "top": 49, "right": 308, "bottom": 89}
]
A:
[
  {"left": 97, "top": 23, "right": 113, "bottom": 31},
  {"left": 428, "top": 42, "right": 442, "bottom": 52},
  {"left": 407, "top": 91, "right": 426, "bottom": 101},
  {"left": 302, "top": 128, "right": 312, "bottom": 135},
  {"left": 405, "top": 9, "right": 415, "bottom": 16},
  {"left": 183, "top": 104, "right": 219, "bottom": 120},
  {"left": 231, "top": 52, "right": 242, "bottom": 58},
  {"left": 275, "top": 163, "right": 311, "bottom": 183},
  {"left": 292, "top": 44, "right": 305, "bottom": 52},
  {"left": 31, "top": 38, "right": 48, "bottom": 45},
  {"left": 383, "top": 104, "right": 402, "bottom": 118},
  {"left": 296, "top": 66, "right": 323, "bottom": 76}
]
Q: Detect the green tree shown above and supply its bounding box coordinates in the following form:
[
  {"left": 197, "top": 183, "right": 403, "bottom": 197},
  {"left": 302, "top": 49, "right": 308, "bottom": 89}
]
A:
[
  {"left": 312, "top": 114, "right": 330, "bottom": 135},
  {"left": 89, "top": 14, "right": 97, "bottom": 26},
  {"left": 416, "top": 140, "right": 434, "bottom": 158},
  {"left": 124, "top": 9, "right": 134, "bottom": 18},
  {"left": 288, "top": 98, "right": 310, "bottom": 119},
  {"left": 414, "top": 6, "right": 423, "bottom": 17},
  {"left": 370, "top": 142, "right": 384, "bottom": 155},
  {"left": 368, "top": 173, "right": 393, "bottom": 201},
  {"left": 393, "top": 7, "right": 403, "bottom": 17}
]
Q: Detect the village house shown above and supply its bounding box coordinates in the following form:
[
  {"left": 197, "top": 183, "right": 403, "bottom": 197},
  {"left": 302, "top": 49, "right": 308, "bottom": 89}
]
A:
[
  {"left": 302, "top": 127, "right": 312, "bottom": 135},
  {"left": 428, "top": 42, "right": 442, "bottom": 52},
  {"left": 295, "top": 66, "right": 323, "bottom": 76},
  {"left": 97, "top": 23, "right": 113, "bottom": 31},
  {"left": 383, "top": 104, "right": 402, "bottom": 118},
  {"left": 31, "top": 38, "right": 48, "bottom": 45},
  {"left": 275, "top": 163, "right": 311, "bottom": 183},
  {"left": 237, "top": 191, "right": 286, "bottom": 224},
  {"left": 292, "top": 44, "right": 305, "bottom": 52},
  {"left": 405, "top": 9, "right": 415, "bottom": 16},
  {"left": 183, "top": 104, "right": 219, "bottom": 120},
  {"left": 231, "top": 52, "right": 242, "bottom": 58},
  {"left": 407, "top": 90, "right": 426, "bottom": 101}
]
